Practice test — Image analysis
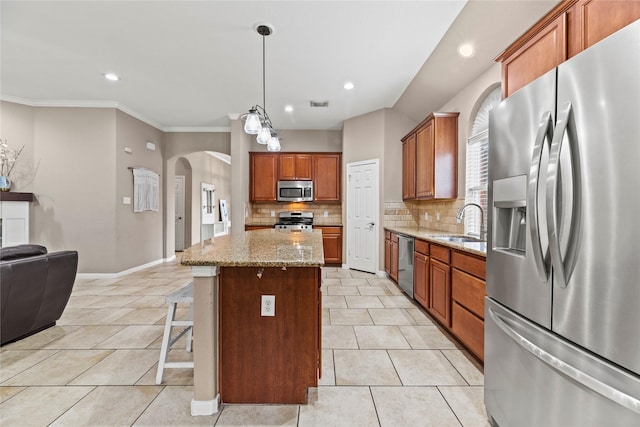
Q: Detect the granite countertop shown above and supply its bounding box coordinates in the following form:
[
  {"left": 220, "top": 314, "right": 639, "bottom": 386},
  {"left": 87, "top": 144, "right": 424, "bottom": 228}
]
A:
[
  {"left": 181, "top": 229, "right": 325, "bottom": 267},
  {"left": 384, "top": 225, "right": 487, "bottom": 258}
]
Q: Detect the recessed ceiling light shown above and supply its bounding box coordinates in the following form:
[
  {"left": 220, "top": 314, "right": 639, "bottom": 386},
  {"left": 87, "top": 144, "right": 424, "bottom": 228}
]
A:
[
  {"left": 457, "top": 43, "right": 475, "bottom": 58},
  {"left": 284, "top": 105, "right": 294, "bottom": 113},
  {"left": 343, "top": 82, "right": 354, "bottom": 90},
  {"left": 104, "top": 73, "right": 120, "bottom": 81}
]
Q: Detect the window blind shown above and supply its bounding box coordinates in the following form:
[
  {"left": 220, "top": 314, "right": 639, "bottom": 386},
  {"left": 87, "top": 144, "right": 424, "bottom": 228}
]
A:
[{"left": 464, "top": 130, "right": 488, "bottom": 237}]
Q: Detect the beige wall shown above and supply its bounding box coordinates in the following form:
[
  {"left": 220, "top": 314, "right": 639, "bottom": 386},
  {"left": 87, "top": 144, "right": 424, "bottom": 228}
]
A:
[
  {"left": 1, "top": 101, "right": 166, "bottom": 274},
  {"left": 178, "top": 151, "right": 231, "bottom": 245},
  {"left": 437, "top": 63, "right": 501, "bottom": 195},
  {"left": 115, "top": 110, "right": 165, "bottom": 272},
  {"left": 33, "top": 106, "right": 118, "bottom": 273},
  {"left": 342, "top": 108, "right": 416, "bottom": 271},
  {"left": 163, "top": 131, "right": 230, "bottom": 257},
  {"left": 274, "top": 129, "right": 342, "bottom": 152},
  {"left": 1, "top": 102, "right": 36, "bottom": 193}
]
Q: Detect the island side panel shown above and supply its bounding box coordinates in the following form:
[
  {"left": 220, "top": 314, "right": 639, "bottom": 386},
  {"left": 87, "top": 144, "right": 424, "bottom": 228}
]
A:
[
  {"left": 219, "top": 266, "right": 320, "bottom": 404},
  {"left": 191, "top": 269, "right": 220, "bottom": 415}
]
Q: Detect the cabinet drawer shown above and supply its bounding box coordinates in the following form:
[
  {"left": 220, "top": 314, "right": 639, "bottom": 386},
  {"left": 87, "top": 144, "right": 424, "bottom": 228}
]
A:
[
  {"left": 452, "top": 268, "right": 485, "bottom": 319},
  {"left": 452, "top": 302, "right": 484, "bottom": 361},
  {"left": 319, "top": 226, "right": 341, "bottom": 235},
  {"left": 385, "top": 230, "right": 391, "bottom": 240},
  {"left": 451, "top": 251, "right": 486, "bottom": 279},
  {"left": 415, "top": 239, "right": 429, "bottom": 256},
  {"left": 430, "top": 243, "right": 450, "bottom": 263},
  {"left": 391, "top": 233, "right": 399, "bottom": 243}
]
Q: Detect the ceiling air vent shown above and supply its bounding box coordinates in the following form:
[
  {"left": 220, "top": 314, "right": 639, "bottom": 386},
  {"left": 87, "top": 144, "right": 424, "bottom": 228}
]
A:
[{"left": 309, "top": 100, "right": 329, "bottom": 108}]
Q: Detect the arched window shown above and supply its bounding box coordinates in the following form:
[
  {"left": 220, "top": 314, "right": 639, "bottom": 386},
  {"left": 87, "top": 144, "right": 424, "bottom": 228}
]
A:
[{"left": 464, "top": 86, "right": 501, "bottom": 236}]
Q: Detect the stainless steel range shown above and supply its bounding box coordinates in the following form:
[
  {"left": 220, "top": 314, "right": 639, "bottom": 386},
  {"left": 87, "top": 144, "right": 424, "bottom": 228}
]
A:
[{"left": 274, "top": 211, "right": 313, "bottom": 232}]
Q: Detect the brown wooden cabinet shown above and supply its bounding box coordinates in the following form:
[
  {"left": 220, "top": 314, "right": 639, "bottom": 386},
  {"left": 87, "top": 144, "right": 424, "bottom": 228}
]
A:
[
  {"left": 313, "top": 154, "right": 341, "bottom": 202},
  {"left": 318, "top": 226, "right": 342, "bottom": 265},
  {"left": 401, "top": 113, "right": 458, "bottom": 200},
  {"left": 451, "top": 250, "right": 486, "bottom": 362},
  {"left": 402, "top": 133, "right": 416, "bottom": 200},
  {"left": 219, "top": 266, "right": 320, "bottom": 403},
  {"left": 250, "top": 153, "right": 278, "bottom": 202},
  {"left": 389, "top": 232, "right": 399, "bottom": 282},
  {"left": 428, "top": 246, "right": 451, "bottom": 327},
  {"left": 384, "top": 231, "right": 391, "bottom": 274},
  {"left": 568, "top": 0, "right": 640, "bottom": 57},
  {"left": 249, "top": 152, "right": 341, "bottom": 202},
  {"left": 245, "top": 225, "right": 273, "bottom": 231},
  {"left": 413, "top": 240, "right": 429, "bottom": 309},
  {"left": 279, "top": 153, "right": 312, "bottom": 180},
  {"left": 500, "top": 13, "right": 567, "bottom": 98},
  {"left": 497, "top": 0, "right": 640, "bottom": 98}
]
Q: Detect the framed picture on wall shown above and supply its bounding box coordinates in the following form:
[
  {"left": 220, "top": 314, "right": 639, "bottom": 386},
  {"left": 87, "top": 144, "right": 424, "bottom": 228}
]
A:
[{"left": 219, "top": 199, "right": 228, "bottom": 221}]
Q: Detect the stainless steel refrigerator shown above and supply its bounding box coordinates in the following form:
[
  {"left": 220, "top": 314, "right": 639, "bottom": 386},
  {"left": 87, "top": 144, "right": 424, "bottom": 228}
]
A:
[{"left": 485, "top": 21, "right": 640, "bottom": 426}]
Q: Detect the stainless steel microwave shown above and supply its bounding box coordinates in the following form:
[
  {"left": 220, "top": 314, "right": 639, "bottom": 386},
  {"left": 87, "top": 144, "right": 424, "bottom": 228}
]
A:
[{"left": 277, "top": 180, "right": 313, "bottom": 202}]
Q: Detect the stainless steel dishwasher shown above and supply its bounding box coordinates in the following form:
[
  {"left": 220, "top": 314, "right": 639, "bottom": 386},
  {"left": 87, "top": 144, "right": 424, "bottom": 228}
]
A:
[{"left": 397, "top": 234, "right": 414, "bottom": 298}]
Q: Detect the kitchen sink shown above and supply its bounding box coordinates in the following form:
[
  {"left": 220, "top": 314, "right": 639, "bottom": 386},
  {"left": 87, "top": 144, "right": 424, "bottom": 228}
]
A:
[{"left": 433, "top": 235, "right": 485, "bottom": 243}]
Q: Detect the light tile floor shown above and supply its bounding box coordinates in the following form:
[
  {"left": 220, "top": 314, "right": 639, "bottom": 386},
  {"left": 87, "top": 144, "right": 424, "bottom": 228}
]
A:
[{"left": 0, "top": 261, "right": 489, "bottom": 426}]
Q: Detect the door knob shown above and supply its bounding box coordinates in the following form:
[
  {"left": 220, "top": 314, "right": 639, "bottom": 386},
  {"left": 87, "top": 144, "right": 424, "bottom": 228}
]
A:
[
  {"left": 176, "top": 216, "right": 182, "bottom": 220},
  {"left": 368, "top": 222, "right": 375, "bottom": 227}
]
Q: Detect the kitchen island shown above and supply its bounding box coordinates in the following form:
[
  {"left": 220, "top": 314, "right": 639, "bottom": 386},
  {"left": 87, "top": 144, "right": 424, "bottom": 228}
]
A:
[{"left": 180, "top": 229, "right": 323, "bottom": 415}]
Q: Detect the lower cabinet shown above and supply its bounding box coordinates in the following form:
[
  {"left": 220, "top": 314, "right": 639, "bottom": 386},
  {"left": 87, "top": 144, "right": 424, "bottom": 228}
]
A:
[
  {"left": 451, "top": 250, "right": 486, "bottom": 362},
  {"left": 318, "top": 226, "right": 342, "bottom": 265},
  {"left": 389, "top": 233, "right": 399, "bottom": 282},
  {"left": 413, "top": 251, "right": 429, "bottom": 309},
  {"left": 384, "top": 231, "right": 391, "bottom": 274},
  {"left": 409, "top": 237, "right": 486, "bottom": 363},
  {"left": 428, "top": 247, "right": 451, "bottom": 328}
]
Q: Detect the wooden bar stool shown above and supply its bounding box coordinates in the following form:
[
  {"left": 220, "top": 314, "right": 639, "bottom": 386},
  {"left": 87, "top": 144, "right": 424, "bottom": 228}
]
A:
[{"left": 155, "top": 282, "right": 194, "bottom": 385}]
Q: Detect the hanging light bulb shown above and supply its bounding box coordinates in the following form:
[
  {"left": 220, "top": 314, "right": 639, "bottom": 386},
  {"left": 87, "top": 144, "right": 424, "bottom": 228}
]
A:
[
  {"left": 244, "top": 108, "right": 262, "bottom": 134},
  {"left": 267, "top": 134, "right": 281, "bottom": 152},
  {"left": 256, "top": 125, "right": 271, "bottom": 145}
]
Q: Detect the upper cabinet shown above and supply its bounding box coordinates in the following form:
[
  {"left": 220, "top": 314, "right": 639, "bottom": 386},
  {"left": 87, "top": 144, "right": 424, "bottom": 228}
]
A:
[
  {"left": 497, "top": 0, "right": 640, "bottom": 98},
  {"left": 313, "top": 153, "right": 341, "bottom": 202},
  {"left": 402, "top": 133, "right": 416, "bottom": 200},
  {"left": 249, "top": 152, "right": 341, "bottom": 202},
  {"left": 250, "top": 153, "right": 278, "bottom": 202},
  {"left": 402, "top": 112, "right": 458, "bottom": 201},
  {"left": 278, "top": 153, "right": 312, "bottom": 180}
]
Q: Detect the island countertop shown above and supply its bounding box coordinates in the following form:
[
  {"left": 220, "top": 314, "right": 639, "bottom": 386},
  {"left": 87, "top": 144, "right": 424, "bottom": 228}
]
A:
[{"left": 180, "top": 228, "right": 325, "bottom": 267}]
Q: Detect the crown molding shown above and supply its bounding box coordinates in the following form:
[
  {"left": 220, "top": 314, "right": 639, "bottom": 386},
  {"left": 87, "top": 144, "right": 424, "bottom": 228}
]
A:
[
  {"left": 0, "top": 95, "right": 232, "bottom": 133},
  {"left": 164, "top": 126, "right": 231, "bottom": 133}
]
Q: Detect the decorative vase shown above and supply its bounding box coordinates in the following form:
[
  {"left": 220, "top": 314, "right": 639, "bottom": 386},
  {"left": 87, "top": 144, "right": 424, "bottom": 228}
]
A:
[{"left": 0, "top": 176, "right": 11, "bottom": 192}]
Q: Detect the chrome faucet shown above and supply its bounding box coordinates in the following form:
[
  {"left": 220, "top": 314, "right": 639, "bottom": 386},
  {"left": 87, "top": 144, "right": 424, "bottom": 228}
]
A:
[{"left": 456, "top": 203, "right": 486, "bottom": 241}]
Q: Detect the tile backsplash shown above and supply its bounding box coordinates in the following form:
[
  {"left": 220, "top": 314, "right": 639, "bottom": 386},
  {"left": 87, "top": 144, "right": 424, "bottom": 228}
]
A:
[
  {"left": 384, "top": 198, "right": 466, "bottom": 234},
  {"left": 246, "top": 202, "right": 342, "bottom": 225}
]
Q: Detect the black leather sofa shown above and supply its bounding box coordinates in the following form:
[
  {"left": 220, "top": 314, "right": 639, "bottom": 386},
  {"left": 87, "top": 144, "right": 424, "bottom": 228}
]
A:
[{"left": 0, "top": 244, "right": 78, "bottom": 345}]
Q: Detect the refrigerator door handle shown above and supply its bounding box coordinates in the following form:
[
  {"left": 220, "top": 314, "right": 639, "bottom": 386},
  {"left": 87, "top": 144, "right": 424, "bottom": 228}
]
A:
[
  {"left": 528, "top": 111, "right": 553, "bottom": 281},
  {"left": 546, "top": 101, "right": 582, "bottom": 288},
  {"left": 488, "top": 307, "right": 640, "bottom": 415}
]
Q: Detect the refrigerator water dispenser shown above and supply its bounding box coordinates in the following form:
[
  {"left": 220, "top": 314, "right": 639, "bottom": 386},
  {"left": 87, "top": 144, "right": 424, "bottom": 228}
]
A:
[{"left": 493, "top": 175, "right": 528, "bottom": 255}]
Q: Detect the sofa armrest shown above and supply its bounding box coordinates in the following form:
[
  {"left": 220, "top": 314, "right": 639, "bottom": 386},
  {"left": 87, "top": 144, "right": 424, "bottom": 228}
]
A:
[{"left": 0, "top": 245, "right": 48, "bottom": 261}]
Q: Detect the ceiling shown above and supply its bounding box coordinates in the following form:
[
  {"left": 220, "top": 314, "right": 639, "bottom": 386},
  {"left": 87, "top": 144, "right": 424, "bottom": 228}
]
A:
[{"left": 1, "top": 1, "right": 558, "bottom": 132}]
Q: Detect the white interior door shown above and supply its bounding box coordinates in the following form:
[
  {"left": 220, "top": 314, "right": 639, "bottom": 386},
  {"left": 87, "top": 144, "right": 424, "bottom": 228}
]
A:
[
  {"left": 174, "top": 175, "right": 185, "bottom": 251},
  {"left": 347, "top": 159, "right": 379, "bottom": 273}
]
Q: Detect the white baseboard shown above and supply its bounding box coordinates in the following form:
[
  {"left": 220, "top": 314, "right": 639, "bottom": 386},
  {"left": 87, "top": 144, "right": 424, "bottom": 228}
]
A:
[
  {"left": 191, "top": 395, "right": 220, "bottom": 416},
  {"left": 341, "top": 263, "right": 349, "bottom": 269},
  {"left": 76, "top": 256, "right": 173, "bottom": 279},
  {"left": 376, "top": 270, "right": 388, "bottom": 278}
]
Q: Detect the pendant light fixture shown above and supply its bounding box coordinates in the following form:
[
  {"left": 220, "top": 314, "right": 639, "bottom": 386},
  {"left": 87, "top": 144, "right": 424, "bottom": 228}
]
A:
[{"left": 242, "top": 24, "right": 281, "bottom": 151}]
